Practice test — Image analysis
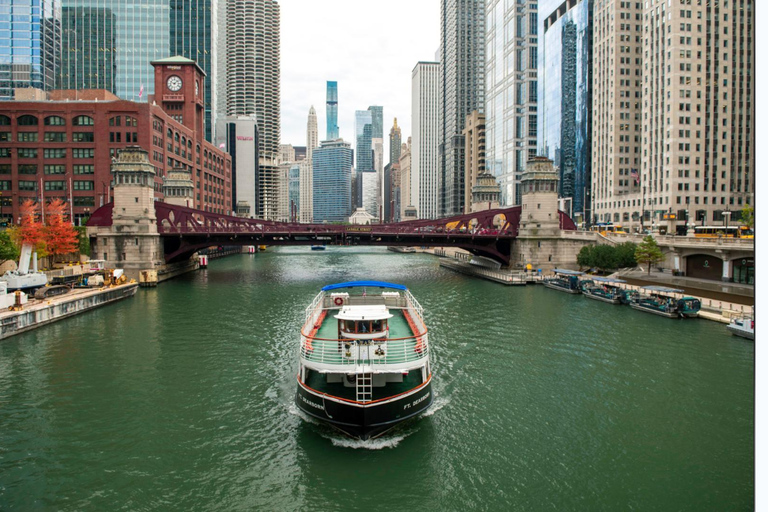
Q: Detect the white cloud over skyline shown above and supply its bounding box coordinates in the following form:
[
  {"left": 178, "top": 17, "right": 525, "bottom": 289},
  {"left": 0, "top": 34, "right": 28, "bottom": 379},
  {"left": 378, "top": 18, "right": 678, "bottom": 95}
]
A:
[{"left": 280, "top": 0, "right": 440, "bottom": 161}]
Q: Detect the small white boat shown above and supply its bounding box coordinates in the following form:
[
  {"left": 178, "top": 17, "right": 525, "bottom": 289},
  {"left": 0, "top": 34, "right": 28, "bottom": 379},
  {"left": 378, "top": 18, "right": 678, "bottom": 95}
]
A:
[{"left": 727, "top": 314, "right": 754, "bottom": 340}]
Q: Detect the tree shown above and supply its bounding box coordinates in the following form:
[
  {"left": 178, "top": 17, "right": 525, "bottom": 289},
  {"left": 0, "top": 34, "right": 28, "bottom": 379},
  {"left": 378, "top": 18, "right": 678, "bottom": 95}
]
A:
[
  {"left": 576, "top": 245, "right": 594, "bottom": 269},
  {"left": 44, "top": 199, "right": 78, "bottom": 261},
  {"left": 614, "top": 242, "right": 638, "bottom": 268},
  {"left": 592, "top": 244, "right": 618, "bottom": 270},
  {"left": 0, "top": 230, "right": 19, "bottom": 267},
  {"left": 741, "top": 204, "right": 754, "bottom": 230},
  {"left": 15, "top": 199, "right": 44, "bottom": 248},
  {"left": 635, "top": 235, "right": 663, "bottom": 274}
]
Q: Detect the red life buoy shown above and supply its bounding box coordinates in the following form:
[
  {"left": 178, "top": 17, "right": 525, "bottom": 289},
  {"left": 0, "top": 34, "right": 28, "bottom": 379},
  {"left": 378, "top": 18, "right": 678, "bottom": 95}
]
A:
[{"left": 334, "top": 297, "right": 344, "bottom": 306}]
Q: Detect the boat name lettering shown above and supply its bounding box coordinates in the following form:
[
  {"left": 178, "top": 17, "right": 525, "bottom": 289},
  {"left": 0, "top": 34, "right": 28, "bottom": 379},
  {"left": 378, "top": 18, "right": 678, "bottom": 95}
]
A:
[
  {"left": 403, "top": 391, "right": 430, "bottom": 410},
  {"left": 300, "top": 395, "right": 324, "bottom": 410}
]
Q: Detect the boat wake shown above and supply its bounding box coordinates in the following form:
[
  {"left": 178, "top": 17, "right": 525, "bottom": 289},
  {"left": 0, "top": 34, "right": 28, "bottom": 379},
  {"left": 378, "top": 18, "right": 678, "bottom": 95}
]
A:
[
  {"left": 326, "top": 432, "right": 409, "bottom": 450},
  {"left": 422, "top": 394, "right": 449, "bottom": 417}
]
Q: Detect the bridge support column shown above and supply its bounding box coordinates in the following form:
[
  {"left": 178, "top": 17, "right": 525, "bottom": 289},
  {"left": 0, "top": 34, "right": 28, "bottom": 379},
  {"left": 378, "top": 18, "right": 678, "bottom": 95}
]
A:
[
  {"left": 721, "top": 257, "right": 733, "bottom": 283},
  {"left": 87, "top": 147, "right": 167, "bottom": 281}
]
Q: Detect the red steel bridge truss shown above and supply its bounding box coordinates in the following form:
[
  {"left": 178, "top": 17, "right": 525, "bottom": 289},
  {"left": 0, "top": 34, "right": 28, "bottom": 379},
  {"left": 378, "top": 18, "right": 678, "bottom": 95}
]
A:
[{"left": 87, "top": 202, "right": 577, "bottom": 265}]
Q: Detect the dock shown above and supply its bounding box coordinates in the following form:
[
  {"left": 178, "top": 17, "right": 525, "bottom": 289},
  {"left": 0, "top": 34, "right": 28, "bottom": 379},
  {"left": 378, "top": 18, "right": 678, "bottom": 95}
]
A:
[{"left": 0, "top": 283, "right": 139, "bottom": 341}]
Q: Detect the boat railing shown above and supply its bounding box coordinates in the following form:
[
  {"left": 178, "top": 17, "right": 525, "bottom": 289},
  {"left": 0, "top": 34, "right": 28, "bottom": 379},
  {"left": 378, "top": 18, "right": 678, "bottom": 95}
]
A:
[{"left": 299, "top": 331, "right": 429, "bottom": 368}]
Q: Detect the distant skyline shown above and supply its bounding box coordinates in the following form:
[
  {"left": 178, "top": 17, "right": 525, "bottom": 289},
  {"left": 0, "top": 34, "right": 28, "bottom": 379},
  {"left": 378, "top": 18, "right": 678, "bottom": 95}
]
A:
[{"left": 280, "top": 0, "right": 440, "bottom": 162}]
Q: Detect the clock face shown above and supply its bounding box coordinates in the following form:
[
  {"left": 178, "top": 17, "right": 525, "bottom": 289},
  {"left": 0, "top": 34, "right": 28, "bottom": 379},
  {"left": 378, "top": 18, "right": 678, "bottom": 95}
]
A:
[{"left": 167, "top": 75, "right": 182, "bottom": 92}]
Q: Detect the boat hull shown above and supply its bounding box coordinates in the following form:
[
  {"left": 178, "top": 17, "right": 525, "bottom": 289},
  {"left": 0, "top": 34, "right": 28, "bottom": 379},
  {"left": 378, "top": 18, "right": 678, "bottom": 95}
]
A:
[
  {"left": 727, "top": 323, "right": 754, "bottom": 340},
  {"left": 543, "top": 282, "right": 580, "bottom": 294},
  {"left": 582, "top": 291, "right": 622, "bottom": 304},
  {"left": 296, "top": 377, "right": 433, "bottom": 440},
  {"left": 630, "top": 303, "right": 679, "bottom": 318}
]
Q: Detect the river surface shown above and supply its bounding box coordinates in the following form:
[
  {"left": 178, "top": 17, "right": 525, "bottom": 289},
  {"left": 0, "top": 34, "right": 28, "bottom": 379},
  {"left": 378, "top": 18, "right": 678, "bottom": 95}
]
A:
[{"left": 0, "top": 247, "right": 754, "bottom": 511}]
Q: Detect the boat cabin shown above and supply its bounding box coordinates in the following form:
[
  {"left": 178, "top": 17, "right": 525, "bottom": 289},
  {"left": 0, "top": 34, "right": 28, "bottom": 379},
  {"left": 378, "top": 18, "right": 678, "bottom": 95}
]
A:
[{"left": 335, "top": 305, "right": 392, "bottom": 340}]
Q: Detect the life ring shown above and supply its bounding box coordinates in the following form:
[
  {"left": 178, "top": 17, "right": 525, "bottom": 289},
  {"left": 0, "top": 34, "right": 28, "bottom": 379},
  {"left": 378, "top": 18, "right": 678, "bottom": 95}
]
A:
[{"left": 334, "top": 297, "right": 344, "bottom": 306}]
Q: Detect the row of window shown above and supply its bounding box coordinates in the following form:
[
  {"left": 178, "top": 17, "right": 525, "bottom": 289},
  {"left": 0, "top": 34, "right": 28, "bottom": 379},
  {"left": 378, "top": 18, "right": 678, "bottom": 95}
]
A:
[
  {"left": 0, "top": 180, "right": 94, "bottom": 191},
  {"left": 0, "top": 148, "right": 94, "bottom": 159},
  {"left": 0, "top": 164, "right": 94, "bottom": 175},
  {"left": 0, "top": 115, "right": 94, "bottom": 126},
  {"left": 0, "top": 132, "right": 95, "bottom": 143}
]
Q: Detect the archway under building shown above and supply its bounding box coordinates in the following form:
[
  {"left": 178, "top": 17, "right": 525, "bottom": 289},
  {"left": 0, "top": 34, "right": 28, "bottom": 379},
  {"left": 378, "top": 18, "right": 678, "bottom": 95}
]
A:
[{"left": 686, "top": 254, "right": 723, "bottom": 281}]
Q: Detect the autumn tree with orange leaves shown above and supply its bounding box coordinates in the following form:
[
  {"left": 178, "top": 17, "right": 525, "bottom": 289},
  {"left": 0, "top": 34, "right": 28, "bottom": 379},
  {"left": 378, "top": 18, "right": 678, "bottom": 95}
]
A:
[{"left": 44, "top": 198, "right": 78, "bottom": 259}]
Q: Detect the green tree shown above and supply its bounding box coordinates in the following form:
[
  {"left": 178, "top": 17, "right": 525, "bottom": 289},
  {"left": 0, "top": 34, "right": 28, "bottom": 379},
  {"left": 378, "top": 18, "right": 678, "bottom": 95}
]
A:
[
  {"left": 741, "top": 204, "right": 754, "bottom": 230},
  {"left": 614, "top": 242, "right": 638, "bottom": 268},
  {"left": 0, "top": 229, "right": 20, "bottom": 267},
  {"left": 577, "top": 245, "right": 594, "bottom": 269},
  {"left": 76, "top": 226, "right": 91, "bottom": 256},
  {"left": 592, "top": 244, "right": 618, "bottom": 270},
  {"left": 635, "top": 235, "right": 663, "bottom": 274}
]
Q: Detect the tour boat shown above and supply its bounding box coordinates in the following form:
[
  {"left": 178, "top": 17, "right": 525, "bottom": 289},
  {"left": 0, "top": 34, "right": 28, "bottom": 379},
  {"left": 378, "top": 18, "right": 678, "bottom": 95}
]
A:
[
  {"left": 630, "top": 286, "right": 701, "bottom": 318},
  {"left": 727, "top": 308, "right": 755, "bottom": 340},
  {"left": 580, "top": 276, "right": 627, "bottom": 304},
  {"left": 295, "top": 281, "right": 433, "bottom": 440},
  {"left": 543, "top": 269, "right": 583, "bottom": 294}
]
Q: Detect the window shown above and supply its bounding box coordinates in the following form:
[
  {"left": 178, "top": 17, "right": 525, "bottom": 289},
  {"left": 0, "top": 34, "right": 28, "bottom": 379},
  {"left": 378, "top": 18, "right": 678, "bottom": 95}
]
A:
[
  {"left": 44, "top": 116, "right": 66, "bottom": 126},
  {"left": 73, "top": 116, "right": 94, "bottom": 126},
  {"left": 18, "top": 164, "right": 37, "bottom": 175},
  {"left": 73, "top": 148, "right": 94, "bottom": 159},
  {"left": 126, "top": 116, "right": 137, "bottom": 127},
  {"left": 17, "top": 115, "right": 38, "bottom": 126},
  {"left": 44, "top": 132, "right": 66, "bottom": 142},
  {"left": 73, "top": 196, "right": 95, "bottom": 207},
  {"left": 0, "top": 115, "right": 10, "bottom": 125},
  {"left": 44, "top": 148, "right": 67, "bottom": 159},
  {"left": 44, "top": 181, "right": 66, "bottom": 191},
  {"left": 18, "top": 148, "right": 38, "bottom": 158},
  {"left": 44, "top": 165, "right": 65, "bottom": 174},
  {"left": 18, "top": 181, "right": 37, "bottom": 191},
  {"left": 73, "top": 181, "right": 94, "bottom": 191},
  {"left": 110, "top": 132, "right": 121, "bottom": 143},
  {"left": 0, "top": 132, "right": 10, "bottom": 141},
  {"left": 72, "top": 132, "right": 94, "bottom": 142},
  {"left": 109, "top": 116, "right": 121, "bottom": 127},
  {"left": 0, "top": 148, "right": 10, "bottom": 158},
  {"left": 18, "top": 132, "right": 38, "bottom": 142},
  {"left": 73, "top": 164, "right": 94, "bottom": 175},
  {"left": 0, "top": 180, "right": 10, "bottom": 190}
]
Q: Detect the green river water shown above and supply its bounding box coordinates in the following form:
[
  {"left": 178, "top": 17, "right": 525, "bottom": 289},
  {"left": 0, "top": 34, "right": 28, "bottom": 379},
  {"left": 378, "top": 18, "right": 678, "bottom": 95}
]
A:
[{"left": 0, "top": 247, "right": 754, "bottom": 511}]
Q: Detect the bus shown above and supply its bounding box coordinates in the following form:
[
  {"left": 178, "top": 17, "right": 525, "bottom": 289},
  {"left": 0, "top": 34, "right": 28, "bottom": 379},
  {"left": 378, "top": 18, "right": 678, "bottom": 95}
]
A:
[
  {"left": 590, "top": 223, "right": 628, "bottom": 236},
  {"left": 693, "top": 226, "right": 754, "bottom": 239}
]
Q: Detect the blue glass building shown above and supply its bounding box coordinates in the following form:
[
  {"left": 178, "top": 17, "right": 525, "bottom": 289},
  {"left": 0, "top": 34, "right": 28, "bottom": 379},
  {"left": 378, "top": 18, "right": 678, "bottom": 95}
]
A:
[
  {"left": 0, "top": 0, "right": 61, "bottom": 100},
  {"left": 326, "top": 81, "right": 338, "bottom": 140},
  {"left": 355, "top": 110, "right": 373, "bottom": 172},
  {"left": 312, "top": 139, "right": 352, "bottom": 222},
  {"left": 538, "top": 0, "right": 592, "bottom": 218},
  {"left": 59, "top": 5, "right": 116, "bottom": 93},
  {"left": 368, "top": 105, "right": 383, "bottom": 139}
]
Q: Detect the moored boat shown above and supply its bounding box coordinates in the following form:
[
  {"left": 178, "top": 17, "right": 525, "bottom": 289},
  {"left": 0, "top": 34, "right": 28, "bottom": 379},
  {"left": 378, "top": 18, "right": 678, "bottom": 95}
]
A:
[
  {"left": 581, "top": 276, "right": 626, "bottom": 304},
  {"left": 310, "top": 245, "right": 326, "bottom": 251},
  {"left": 727, "top": 316, "right": 754, "bottom": 340},
  {"left": 295, "top": 281, "right": 433, "bottom": 440},
  {"left": 630, "top": 286, "right": 701, "bottom": 318},
  {"left": 543, "top": 269, "right": 583, "bottom": 294}
]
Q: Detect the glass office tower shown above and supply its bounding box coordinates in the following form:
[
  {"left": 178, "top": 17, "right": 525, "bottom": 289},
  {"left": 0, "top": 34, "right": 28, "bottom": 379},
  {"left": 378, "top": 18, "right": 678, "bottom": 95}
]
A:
[
  {"left": 355, "top": 110, "right": 373, "bottom": 172},
  {"left": 538, "top": 0, "right": 591, "bottom": 218},
  {"left": 170, "top": 0, "right": 218, "bottom": 142},
  {"left": 326, "top": 81, "right": 338, "bottom": 140},
  {"left": 0, "top": 0, "right": 61, "bottom": 100},
  {"left": 59, "top": 5, "right": 116, "bottom": 92},
  {"left": 312, "top": 139, "right": 352, "bottom": 222}
]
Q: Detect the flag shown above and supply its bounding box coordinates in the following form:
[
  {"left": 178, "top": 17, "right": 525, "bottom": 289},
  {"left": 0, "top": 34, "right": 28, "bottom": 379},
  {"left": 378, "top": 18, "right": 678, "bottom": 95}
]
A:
[
  {"left": 631, "top": 168, "right": 639, "bottom": 184},
  {"left": 138, "top": 84, "right": 144, "bottom": 99},
  {"left": 219, "top": 143, "right": 226, "bottom": 149}
]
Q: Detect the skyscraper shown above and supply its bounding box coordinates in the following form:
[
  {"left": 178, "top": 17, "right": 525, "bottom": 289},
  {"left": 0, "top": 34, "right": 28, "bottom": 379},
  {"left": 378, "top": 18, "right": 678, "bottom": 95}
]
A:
[
  {"left": 355, "top": 110, "right": 373, "bottom": 172},
  {"left": 59, "top": 6, "right": 116, "bottom": 93},
  {"left": 1, "top": 0, "right": 61, "bottom": 100},
  {"left": 307, "top": 105, "right": 318, "bottom": 161},
  {"left": 60, "top": 0, "right": 169, "bottom": 102},
  {"left": 538, "top": 0, "right": 591, "bottom": 223},
  {"left": 439, "top": 0, "right": 486, "bottom": 217},
  {"left": 485, "top": 0, "right": 539, "bottom": 207},
  {"left": 216, "top": 0, "right": 280, "bottom": 219},
  {"left": 326, "top": 81, "right": 339, "bottom": 140},
  {"left": 313, "top": 139, "right": 353, "bottom": 222},
  {"left": 389, "top": 118, "right": 402, "bottom": 165},
  {"left": 170, "top": 0, "right": 219, "bottom": 142},
  {"left": 412, "top": 61, "right": 440, "bottom": 219}
]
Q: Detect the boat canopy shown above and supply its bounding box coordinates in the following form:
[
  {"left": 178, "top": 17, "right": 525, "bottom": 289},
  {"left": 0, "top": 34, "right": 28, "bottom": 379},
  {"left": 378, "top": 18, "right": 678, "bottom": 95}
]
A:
[
  {"left": 334, "top": 305, "right": 393, "bottom": 321},
  {"left": 322, "top": 281, "right": 407, "bottom": 292},
  {"left": 642, "top": 285, "right": 684, "bottom": 293},
  {"left": 552, "top": 269, "right": 584, "bottom": 276},
  {"left": 591, "top": 276, "right": 626, "bottom": 284}
]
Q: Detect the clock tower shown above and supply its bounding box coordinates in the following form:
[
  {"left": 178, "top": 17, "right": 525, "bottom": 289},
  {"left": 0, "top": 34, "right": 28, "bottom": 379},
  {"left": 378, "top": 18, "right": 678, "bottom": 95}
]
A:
[{"left": 151, "top": 56, "right": 206, "bottom": 136}]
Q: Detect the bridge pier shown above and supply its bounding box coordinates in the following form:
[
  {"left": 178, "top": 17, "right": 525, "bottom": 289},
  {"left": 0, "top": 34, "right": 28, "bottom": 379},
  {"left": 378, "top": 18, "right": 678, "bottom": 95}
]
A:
[{"left": 87, "top": 147, "right": 195, "bottom": 283}]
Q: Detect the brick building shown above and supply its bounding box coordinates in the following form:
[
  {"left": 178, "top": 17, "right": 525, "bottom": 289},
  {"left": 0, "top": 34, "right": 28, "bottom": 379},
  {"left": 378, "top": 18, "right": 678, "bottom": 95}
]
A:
[{"left": 0, "top": 56, "right": 231, "bottom": 225}]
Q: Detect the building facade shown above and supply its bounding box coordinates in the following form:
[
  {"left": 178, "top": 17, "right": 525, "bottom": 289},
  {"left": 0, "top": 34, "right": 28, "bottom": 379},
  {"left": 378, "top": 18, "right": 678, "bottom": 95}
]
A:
[
  {"left": 355, "top": 110, "right": 373, "bottom": 172},
  {"left": 412, "top": 61, "right": 440, "bottom": 219},
  {"left": 0, "top": 58, "right": 232, "bottom": 225},
  {"left": 1, "top": 0, "right": 61, "bottom": 100},
  {"left": 312, "top": 139, "right": 352, "bottom": 222},
  {"left": 326, "top": 81, "right": 338, "bottom": 140},
  {"left": 299, "top": 158, "right": 312, "bottom": 223},
  {"left": 538, "top": 0, "right": 592, "bottom": 224},
  {"left": 307, "top": 105, "right": 318, "bottom": 161},
  {"left": 485, "top": 0, "right": 539, "bottom": 207},
  {"left": 59, "top": 5, "right": 116, "bottom": 93},
  {"left": 399, "top": 138, "right": 413, "bottom": 219},
  {"left": 389, "top": 118, "right": 402, "bottom": 165},
  {"left": 439, "top": 0, "right": 486, "bottom": 217},
  {"left": 222, "top": 115, "right": 258, "bottom": 217},
  {"left": 462, "top": 110, "right": 486, "bottom": 213}
]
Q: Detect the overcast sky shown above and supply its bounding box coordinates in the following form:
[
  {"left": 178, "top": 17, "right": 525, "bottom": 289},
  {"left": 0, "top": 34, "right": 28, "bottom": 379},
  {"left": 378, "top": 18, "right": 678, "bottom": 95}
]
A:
[{"left": 280, "top": 0, "right": 441, "bottom": 160}]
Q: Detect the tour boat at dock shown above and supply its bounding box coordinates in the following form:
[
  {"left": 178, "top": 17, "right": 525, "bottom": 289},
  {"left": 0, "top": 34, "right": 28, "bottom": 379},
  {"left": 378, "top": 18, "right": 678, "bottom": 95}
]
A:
[
  {"left": 580, "top": 276, "right": 627, "bottom": 304},
  {"left": 630, "top": 286, "right": 701, "bottom": 318},
  {"left": 543, "top": 269, "right": 583, "bottom": 294},
  {"left": 295, "top": 281, "right": 433, "bottom": 440},
  {"left": 727, "top": 307, "right": 754, "bottom": 340}
]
